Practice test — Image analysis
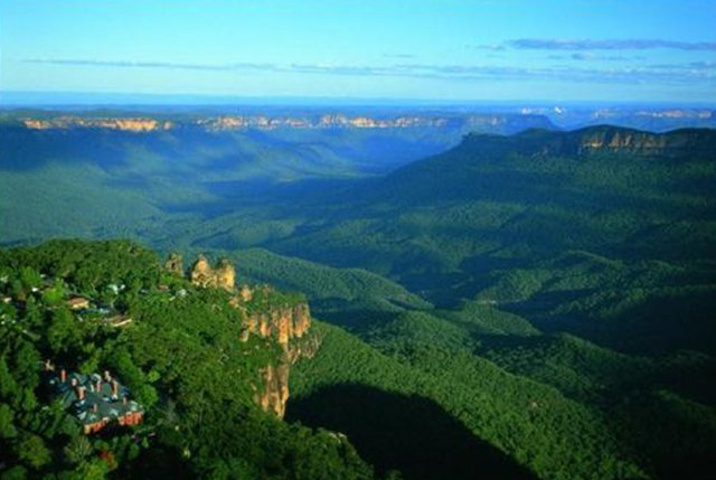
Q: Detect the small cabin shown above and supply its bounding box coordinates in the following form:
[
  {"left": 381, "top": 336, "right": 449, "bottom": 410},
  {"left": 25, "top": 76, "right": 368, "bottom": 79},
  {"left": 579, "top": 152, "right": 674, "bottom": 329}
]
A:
[
  {"left": 105, "top": 315, "right": 133, "bottom": 328},
  {"left": 66, "top": 297, "right": 90, "bottom": 310}
]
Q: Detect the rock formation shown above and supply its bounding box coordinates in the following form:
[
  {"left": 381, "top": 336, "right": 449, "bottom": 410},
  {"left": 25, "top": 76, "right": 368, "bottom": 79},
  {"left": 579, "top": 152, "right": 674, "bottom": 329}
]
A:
[
  {"left": 19, "top": 112, "right": 554, "bottom": 133},
  {"left": 180, "top": 254, "right": 317, "bottom": 418},
  {"left": 575, "top": 128, "right": 669, "bottom": 154},
  {"left": 462, "top": 125, "right": 716, "bottom": 160},
  {"left": 239, "top": 284, "right": 253, "bottom": 302},
  {"left": 215, "top": 259, "right": 236, "bottom": 293},
  {"left": 163, "top": 252, "right": 184, "bottom": 277},
  {"left": 567, "top": 127, "right": 716, "bottom": 157},
  {"left": 190, "top": 254, "right": 235, "bottom": 291},
  {"left": 234, "top": 285, "right": 319, "bottom": 418},
  {"left": 22, "top": 117, "right": 171, "bottom": 132},
  {"left": 240, "top": 300, "right": 311, "bottom": 350},
  {"left": 256, "top": 364, "right": 291, "bottom": 418}
]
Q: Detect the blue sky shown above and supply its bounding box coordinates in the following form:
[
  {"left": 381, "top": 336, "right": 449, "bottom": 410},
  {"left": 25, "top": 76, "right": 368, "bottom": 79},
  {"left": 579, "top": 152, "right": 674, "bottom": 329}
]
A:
[{"left": 1, "top": 0, "right": 715, "bottom": 103}]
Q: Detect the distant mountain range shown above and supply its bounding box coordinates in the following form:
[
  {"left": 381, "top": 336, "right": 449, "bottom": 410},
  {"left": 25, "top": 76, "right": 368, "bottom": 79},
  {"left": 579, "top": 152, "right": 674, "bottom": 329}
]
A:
[
  {"left": 6, "top": 110, "right": 555, "bottom": 133},
  {"left": 3, "top": 103, "right": 715, "bottom": 132}
]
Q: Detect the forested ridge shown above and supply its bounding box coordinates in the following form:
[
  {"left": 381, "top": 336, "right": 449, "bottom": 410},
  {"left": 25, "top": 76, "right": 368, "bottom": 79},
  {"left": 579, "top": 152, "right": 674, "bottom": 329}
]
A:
[
  {"left": 0, "top": 240, "right": 378, "bottom": 479},
  {"left": 1, "top": 123, "right": 715, "bottom": 479}
]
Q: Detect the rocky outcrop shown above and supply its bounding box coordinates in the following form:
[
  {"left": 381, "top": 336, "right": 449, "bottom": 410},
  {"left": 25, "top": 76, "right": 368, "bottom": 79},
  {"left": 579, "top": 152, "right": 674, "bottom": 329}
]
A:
[
  {"left": 569, "top": 127, "right": 716, "bottom": 157},
  {"left": 239, "top": 284, "right": 253, "bottom": 302},
  {"left": 215, "top": 260, "right": 236, "bottom": 292},
  {"left": 190, "top": 255, "right": 235, "bottom": 291},
  {"left": 256, "top": 364, "right": 291, "bottom": 417},
  {"left": 463, "top": 125, "right": 716, "bottom": 160},
  {"left": 19, "top": 113, "right": 554, "bottom": 134},
  {"left": 234, "top": 285, "right": 320, "bottom": 418},
  {"left": 23, "top": 119, "right": 52, "bottom": 129},
  {"left": 185, "top": 256, "right": 317, "bottom": 419},
  {"left": 22, "top": 117, "right": 172, "bottom": 132},
  {"left": 250, "top": 312, "right": 318, "bottom": 418},
  {"left": 163, "top": 252, "right": 184, "bottom": 277},
  {"left": 575, "top": 128, "right": 668, "bottom": 154},
  {"left": 190, "top": 254, "right": 213, "bottom": 286},
  {"left": 240, "top": 300, "right": 311, "bottom": 349}
]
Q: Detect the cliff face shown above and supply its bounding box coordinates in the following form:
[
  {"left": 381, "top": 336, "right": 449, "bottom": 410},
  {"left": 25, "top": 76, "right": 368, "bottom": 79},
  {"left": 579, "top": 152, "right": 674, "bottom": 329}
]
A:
[
  {"left": 22, "top": 117, "right": 172, "bottom": 132},
  {"left": 178, "top": 254, "right": 318, "bottom": 419},
  {"left": 236, "top": 287, "right": 318, "bottom": 418},
  {"left": 569, "top": 127, "right": 716, "bottom": 157},
  {"left": 19, "top": 113, "right": 553, "bottom": 133},
  {"left": 255, "top": 364, "right": 291, "bottom": 417},
  {"left": 240, "top": 301, "right": 311, "bottom": 348},
  {"left": 463, "top": 126, "right": 716, "bottom": 159},
  {"left": 574, "top": 128, "right": 669, "bottom": 154}
]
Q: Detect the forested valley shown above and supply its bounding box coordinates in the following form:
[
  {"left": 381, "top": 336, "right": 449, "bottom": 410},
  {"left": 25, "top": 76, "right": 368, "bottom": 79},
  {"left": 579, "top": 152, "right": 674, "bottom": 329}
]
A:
[{"left": 1, "top": 113, "right": 715, "bottom": 479}]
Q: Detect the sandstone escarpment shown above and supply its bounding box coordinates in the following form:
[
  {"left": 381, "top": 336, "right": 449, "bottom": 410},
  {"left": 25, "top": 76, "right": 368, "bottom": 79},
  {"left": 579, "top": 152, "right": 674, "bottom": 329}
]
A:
[
  {"left": 172, "top": 253, "right": 319, "bottom": 419},
  {"left": 22, "top": 117, "right": 171, "bottom": 132},
  {"left": 240, "top": 300, "right": 311, "bottom": 348},
  {"left": 255, "top": 364, "right": 291, "bottom": 417},
  {"left": 576, "top": 128, "right": 668, "bottom": 154},
  {"left": 18, "top": 112, "right": 553, "bottom": 133},
  {"left": 568, "top": 126, "right": 716, "bottom": 157},
  {"left": 463, "top": 126, "right": 716, "bottom": 160},
  {"left": 234, "top": 285, "right": 319, "bottom": 418}
]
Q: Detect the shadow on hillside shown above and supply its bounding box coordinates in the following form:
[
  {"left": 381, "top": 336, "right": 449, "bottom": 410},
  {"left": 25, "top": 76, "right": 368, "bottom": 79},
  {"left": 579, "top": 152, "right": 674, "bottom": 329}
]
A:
[
  {"left": 310, "top": 302, "right": 404, "bottom": 331},
  {"left": 502, "top": 288, "right": 716, "bottom": 355},
  {"left": 0, "top": 127, "right": 131, "bottom": 172},
  {"left": 287, "top": 383, "right": 536, "bottom": 480}
]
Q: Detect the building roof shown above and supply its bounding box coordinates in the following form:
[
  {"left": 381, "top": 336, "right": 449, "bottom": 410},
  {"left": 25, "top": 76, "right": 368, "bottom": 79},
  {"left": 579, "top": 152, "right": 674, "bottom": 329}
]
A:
[
  {"left": 47, "top": 368, "right": 144, "bottom": 429},
  {"left": 66, "top": 297, "right": 90, "bottom": 310}
]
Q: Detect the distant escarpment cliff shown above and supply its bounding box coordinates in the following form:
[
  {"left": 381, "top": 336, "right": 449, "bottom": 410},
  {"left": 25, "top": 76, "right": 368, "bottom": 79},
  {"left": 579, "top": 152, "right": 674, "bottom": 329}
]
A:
[
  {"left": 461, "top": 125, "right": 716, "bottom": 159},
  {"left": 16, "top": 112, "right": 554, "bottom": 134},
  {"left": 22, "top": 117, "right": 174, "bottom": 132}
]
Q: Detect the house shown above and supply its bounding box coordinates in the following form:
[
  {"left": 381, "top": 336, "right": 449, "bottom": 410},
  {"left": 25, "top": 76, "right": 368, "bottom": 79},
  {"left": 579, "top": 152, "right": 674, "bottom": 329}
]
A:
[
  {"left": 66, "top": 297, "right": 90, "bottom": 310},
  {"left": 46, "top": 364, "right": 145, "bottom": 435},
  {"left": 105, "top": 315, "right": 133, "bottom": 328}
]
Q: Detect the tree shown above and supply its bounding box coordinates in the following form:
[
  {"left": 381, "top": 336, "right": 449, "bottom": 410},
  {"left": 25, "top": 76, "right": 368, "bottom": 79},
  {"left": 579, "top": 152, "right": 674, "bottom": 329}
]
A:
[
  {"left": 17, "top": 433, "right": 51, "bottom": 469},
  {"left": 64, "top": 435, "right": 93, "bottom": 465},
  {"left": 41, "top": 279, "right": 65, "bottom": 306},
  {"left": 0, "top": 357, "right": 20, "bottom": 400},
  {"left": 19, "top": 267, "right": 42, "bottom": 292},
  {"left": 47, "top": 307, "right": 82, "bottom": 356},
  {"left": 0, "top": 403, "right": 17, "bottom": 439}
]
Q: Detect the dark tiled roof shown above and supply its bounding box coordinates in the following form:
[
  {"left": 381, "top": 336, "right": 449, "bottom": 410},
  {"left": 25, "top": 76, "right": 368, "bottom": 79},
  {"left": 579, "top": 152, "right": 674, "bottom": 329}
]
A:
[{"left": 47, "top": 369, "right": 144, "bottom": 429}]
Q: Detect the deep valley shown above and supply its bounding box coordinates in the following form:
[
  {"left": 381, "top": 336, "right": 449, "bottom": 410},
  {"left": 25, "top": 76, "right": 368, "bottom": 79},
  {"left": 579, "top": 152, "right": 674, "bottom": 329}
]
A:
[{"left": 1, "top": 107, "right": 715, "bottom": 479}]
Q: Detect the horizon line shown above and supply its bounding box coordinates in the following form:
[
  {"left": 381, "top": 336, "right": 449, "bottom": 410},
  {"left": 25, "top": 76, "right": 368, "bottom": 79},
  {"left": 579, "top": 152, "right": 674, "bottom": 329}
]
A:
[{"left": 2, "top": 90, "right": 715, "bottom": 109}]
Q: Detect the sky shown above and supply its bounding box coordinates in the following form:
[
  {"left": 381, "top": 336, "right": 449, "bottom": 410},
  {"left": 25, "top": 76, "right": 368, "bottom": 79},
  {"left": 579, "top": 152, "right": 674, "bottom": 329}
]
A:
[{"left": 1, "top": 0, "right": 715, "bottom": 104}]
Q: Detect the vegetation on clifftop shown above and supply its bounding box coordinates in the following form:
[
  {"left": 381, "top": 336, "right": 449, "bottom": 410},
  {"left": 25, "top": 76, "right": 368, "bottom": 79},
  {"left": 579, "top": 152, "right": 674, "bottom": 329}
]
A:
[{"left": 0, "top": 240, "right": 377, "bottom": 479}]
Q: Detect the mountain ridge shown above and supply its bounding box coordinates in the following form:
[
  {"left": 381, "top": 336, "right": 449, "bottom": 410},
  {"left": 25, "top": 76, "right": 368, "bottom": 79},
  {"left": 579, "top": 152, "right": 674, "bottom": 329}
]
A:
[
  {"left": 460, "top": 124, "right": 716, "bottom": 159},
  {"left": 6, "top": 112, "right": 556, "bottom": 133}
]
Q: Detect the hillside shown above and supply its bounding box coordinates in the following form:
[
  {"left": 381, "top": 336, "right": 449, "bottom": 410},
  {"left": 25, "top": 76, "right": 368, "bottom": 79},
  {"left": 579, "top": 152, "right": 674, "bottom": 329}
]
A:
[
  {"left": 262, "top": 126, "right": 716, "bottom": 352},
  {"left": 0, "top": 109, "right": 554, "bottom": 246},
  {"left": 0, "top": 240, "right": 377, "bottom": 479},
  {"left": 1, "top": 124, "right": 715, "bottom": 479}
]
